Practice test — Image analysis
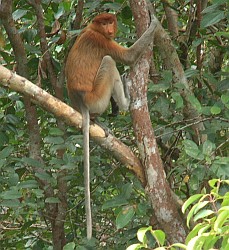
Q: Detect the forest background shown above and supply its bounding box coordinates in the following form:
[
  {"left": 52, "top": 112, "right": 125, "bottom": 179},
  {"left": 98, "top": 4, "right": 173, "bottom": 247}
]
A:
[{"left": 0, "top": 0, "right": 228, "bottom": 249}]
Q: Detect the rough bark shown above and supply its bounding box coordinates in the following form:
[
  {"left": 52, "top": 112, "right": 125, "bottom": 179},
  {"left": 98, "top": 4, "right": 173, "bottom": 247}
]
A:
[
  {"left": 28, "top": 1, "right": 68, "bottom": 247},
  {"left": 129, "top": 0, "right": 187, "bottom": 243}
]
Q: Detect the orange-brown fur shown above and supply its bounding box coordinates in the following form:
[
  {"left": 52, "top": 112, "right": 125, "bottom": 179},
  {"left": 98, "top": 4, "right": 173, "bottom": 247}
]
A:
[{"left": 65, "top": 13, "right": 128, "bottom": 112}]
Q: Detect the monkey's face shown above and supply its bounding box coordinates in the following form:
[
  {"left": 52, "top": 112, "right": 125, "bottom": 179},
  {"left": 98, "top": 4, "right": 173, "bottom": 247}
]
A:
[
  {"left": 101, "top": 21, "right": 116, "bottom": 39},
  {"left": 92, "top": 13, "right": 117, "bottom": 39}
]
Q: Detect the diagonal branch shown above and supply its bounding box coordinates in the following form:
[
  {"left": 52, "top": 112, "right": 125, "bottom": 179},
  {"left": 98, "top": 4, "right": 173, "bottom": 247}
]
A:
[{"left": 0, "top": 65, "right": 146, "bottom": 185}]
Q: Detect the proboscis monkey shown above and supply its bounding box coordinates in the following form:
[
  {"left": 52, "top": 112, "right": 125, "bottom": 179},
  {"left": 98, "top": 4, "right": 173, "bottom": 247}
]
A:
[{"left": 65, "top": 12, "right": 157, "bottom": 239}]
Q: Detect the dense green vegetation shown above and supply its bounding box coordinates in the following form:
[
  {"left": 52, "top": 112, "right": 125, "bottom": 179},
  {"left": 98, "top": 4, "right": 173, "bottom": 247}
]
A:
[{"left": 0, "top": 0, "right": 228, "bottom": 249}]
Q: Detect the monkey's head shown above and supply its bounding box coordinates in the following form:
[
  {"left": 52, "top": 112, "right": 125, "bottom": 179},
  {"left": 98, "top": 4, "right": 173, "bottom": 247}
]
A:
[{"left": 92, "top": 13, "right": 117, "bottom": 39}]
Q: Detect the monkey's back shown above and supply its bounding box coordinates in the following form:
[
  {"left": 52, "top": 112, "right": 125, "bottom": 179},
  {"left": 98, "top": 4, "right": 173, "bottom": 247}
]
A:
[{"left": 65, "top": 28, "right": 113, "bottom": 93}]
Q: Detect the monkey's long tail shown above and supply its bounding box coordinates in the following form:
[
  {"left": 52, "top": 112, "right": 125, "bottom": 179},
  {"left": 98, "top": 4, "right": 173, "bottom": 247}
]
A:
[{"left": 82, "top": 109, "right": 92, "bottom": 239}]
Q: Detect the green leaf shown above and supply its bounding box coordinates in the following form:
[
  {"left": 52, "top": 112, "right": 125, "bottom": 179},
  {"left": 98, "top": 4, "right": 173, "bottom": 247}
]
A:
[
  {"left": 35, "top": 172, "right": 53, "bottom": 182},
  {"left": 153, "top": 97, "right": 170, "bottom": 115},
  {"left": 202, "top": 1, "right": 228, "bottom": 14},
  {"left": 103, "top": 2, "right": 122, "bottom": 11},
  {"left": 32, "top": 189, "right": 44, "bottom": 198},
  {"left": 1, "top": 199, "right": 21, "bottom": 208},
  {"left": 204, "top": 236, "right": 220, "bottom": 250},
  {"left": 216, "top": 31, "right": 229, "bottom": 38},
  {"left": 193, "top": 201, "right": 210, "bottom": 214},
  {"left": 171, "top": 92, "right": 184, "bottom": 109},
  {"left": 25, "top": 44, "right": 41, "bottom": 54},
  {"left": 152, "top": 230, "right": 166, "bottom": 246},
  {"left": 182, "top": 194, "right": 204, "bottom": 213},
  {"left": 21, "top": 221, "right": 36, "bottom": 231},
  {"left": 136, "top": 203, "right": 148, "bottom": 216},
  {"left": 188, "top": 95, "right": 202, "bottom": 113},
  {"left": 185, "top": 223, "right": 210, "bottom": 244},
  {"left": 116, "top": 206, "right": 135, "bottom": 229},
  {"left": 137, "top": 226, "right": 152, "bottom": 243},
  {"left": 187, "top": 235, "right": 206, "bottom": 250},
  {"left": 193, "top": 209, "right": 214, "bottom": 221},
  {"left": 54, "top": 5, "right": 65, "bottom": 19},
  {"left": 49, "top": 128, "right": 65, "bottom": 136},
  {"left": 44, "top": 136, "right": 64, "bottom": 144},
  {"left": 208, "top": 179, "right": 219, "bottom": 188},
  {"left": 126, "top": 243, "right": 143, "bottom": 250},
  {"left": 22, "top": 29, "right": 37, "bottom": 44},
  {"left": 192, "top": 38, "right": 202, "bottom": 48},
  {"left": 6, "top": 114, "right": 20, "bottom": 124},
  {"left": 45, "top": 197, "right": 60, "bottom": 203},
  {"left": 1, "top": 189, "right": 22, "bottom": 200},
  {"left": 214, "top": 210, "right": 229, "bottom": 231},
  {"left": 186, "top": 201, "right": 209, "bottom": 227},
  {"left": 22, "top": 157, "right": 44, "bottom": 168},
  {"left": 211, "top": 105, "right": 221, "bottom": 115},
  {"left": 0, "top": 159, "right": 6, "bottom": 168},
  {"left": 0, "top": 146, "right": 13, "bottom": 159},
  {"left": 201, "top": 11, "right": 225, "bottom": 28},
  {"left": 202, "top": 140, "right": 215, "bottom": 156},
  {"left": 63, "top": 242, "right": 76, "bottom": 250},
  {"left": 121, "top": 6, "right": 132, "bottom": 20},
  {"left": 222, "top": 193, "right": 229, "bottom": 207},
  {"left": 198, "top": 224, "right": 212, "bottom": 235},
  {"left": 149, "top": 83, "right": 170, "bottom": 92},
  {"left": 211, "top": 164, "right": 229, "bottom": 179},
  {"left": 18, "top": 180, "right": 39, "bottom": 189},
  {"left": 102, "top": 195, "right": 128, "bottom": 210},
  {"left": 221, "top": 93, "right": 229, "bottom": 104},
  {"left": 0, "top": 131, "right": 9, "bottom": 147},
  {"left": 171, "top": 243, "right": 187, "bottom": 249},
  {"left": 222, "top": 233, "right": 229, "bottom": 249},
  {"left": 185, "top": 68, "right": 199, "bottom": 78},
  {"left": 12, "top": 9, "right": 28, "bottom": 21},
  {"left": 9, "top": 173, "right": 19, "bottom": 186},
  {"left": 213, "top": 157, "right": 229, "bottom": 165},
  {"left": 121, "top": 183, "right": 133, "bottom": 199},
  {"left": 183, "top": 140, "right": 204, "bottom": 160}
]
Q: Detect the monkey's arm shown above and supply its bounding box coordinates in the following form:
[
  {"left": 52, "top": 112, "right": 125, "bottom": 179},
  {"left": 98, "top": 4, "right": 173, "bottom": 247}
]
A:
[
  {"left": 112, "top": 13, "right": 158, "bottom": 66},
  {"left": 129, "top": 14, "right": 157, "bottom": 63}
]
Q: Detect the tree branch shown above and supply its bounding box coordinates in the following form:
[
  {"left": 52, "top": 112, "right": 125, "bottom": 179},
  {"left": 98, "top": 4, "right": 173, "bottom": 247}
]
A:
[{"left": 0, "top": 65, "right": 146, "bottom": 185}]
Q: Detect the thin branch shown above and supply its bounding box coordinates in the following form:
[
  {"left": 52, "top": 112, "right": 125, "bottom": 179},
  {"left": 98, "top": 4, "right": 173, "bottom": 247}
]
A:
[{"left": 155, "top": 117, "right": 228, "bottom": 139}]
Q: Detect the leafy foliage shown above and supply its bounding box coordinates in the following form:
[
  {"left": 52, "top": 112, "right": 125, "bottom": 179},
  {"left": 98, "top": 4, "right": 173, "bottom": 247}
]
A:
[
  {"left": 183, "top": 179, "right": 229, "bottom": 250},
  {"left": 127, "top": 179, "right": 229, "bottom": 250},
  {"left": 0, "top": 0, "right": 228, "bottom": 249}
]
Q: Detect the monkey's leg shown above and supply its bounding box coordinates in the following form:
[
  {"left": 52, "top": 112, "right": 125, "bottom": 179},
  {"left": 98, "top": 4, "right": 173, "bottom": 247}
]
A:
[
  {"left": 84, "top": 55, "right": 118, "bottom": 115},
  {"left": 109, "top": 96, "right": 119, "bottom": 117},
  {"left": 112, "top": 71, "right": 130, "bottom": 111},
  {"left": 121, "top": 73, "right": 131, "bottom": 101}
]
